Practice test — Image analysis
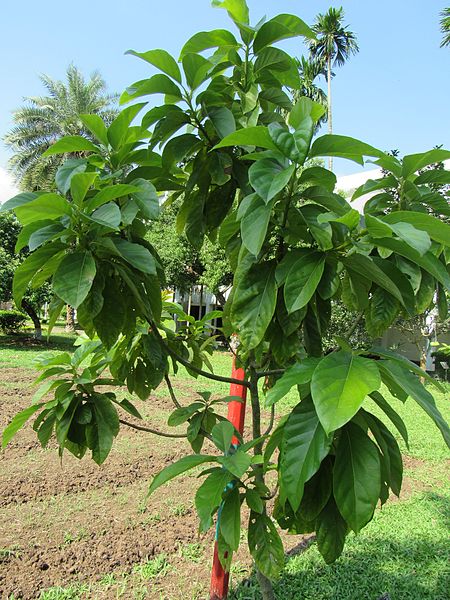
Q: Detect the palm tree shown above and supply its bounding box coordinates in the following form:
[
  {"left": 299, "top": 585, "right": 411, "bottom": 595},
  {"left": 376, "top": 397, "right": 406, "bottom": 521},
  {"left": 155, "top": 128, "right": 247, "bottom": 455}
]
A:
[
  {"left": 4, "top": 64, "right": 118, "bottom": 191},
  {"left": 294, "top": 56, "right": 328, "bottom": 128},
  {"left": 309, "top": 7, "right": 359, "bottom": 170},
  {"left": 440, "top": 7, "right": 450, "bottom": 48}
]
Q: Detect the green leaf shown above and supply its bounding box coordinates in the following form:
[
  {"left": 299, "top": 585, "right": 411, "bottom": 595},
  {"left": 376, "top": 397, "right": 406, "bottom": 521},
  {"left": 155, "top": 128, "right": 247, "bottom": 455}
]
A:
[
  {"left": 147, "top": 454, "right": 217, "bottom": 496},
  {"left": 284, "top": 253, "right": 325, "bottom": 313},
  {"left": 2, "top": 403, "right": 44, "bottom": 448},
  {"left": 289, "top": 97, "right": 326, "bottom": 128},
  {"left": 88, "top": 202, "right": 121, "bottom": 229},
  {"left": 126, "top": 49, "right": 181, "bottom": 83},
  {"left": 333, "top": 422, "right": 381, "bottom": 533},
  {"left": 249, "top": 159, "right": 294, "bottom": 203},
  {"left": 180, "top": 29, "right": 239, "bottom": 58},
  {"left": 280, "top": 397, "right": 332, "bottom": 511},
  {"left": 70, "top": 172, "right": 98, "bottom": 205},
  {"left": 220, "top": 450, "right": 252, "bottom": 478},
  {"left": 316, "top": 498, "right": 348, "bottom": 564},
  {"left": 86, "top": 184, "right": 141, "bottom": 212},
  {"left": 402, "top": 149, "right": 450, "bottom": 178},
  {"left": 43, "top": 135, "right": 99, "bottom": 156},
  {"left": 121, "top": 76, "right": 182, "bottom": 104},
  {"left": 212, "top": 0, "right": 249, "bottom": 25},
  {"left": 28, "top": 224, "right": 64, "bottom": 251},
  {"left": 309, "top": 135, "right": 384, "bottom": 165},
  {"left": 182, "top": 53, "right": 212, "bottom": 90},
  {"left": 162, "top": 134, "right": 201, "bottom": 170},
  {"left": 80, "top": 114, "right": 109, "bottom": 145},
  {"left": 167, "top": 402, "right": 204, "bottom": 426},
  {"left": 253, "top": 13, "right": 315, "bottom": 53},
  {"left": 265, "top": 358, "right": 319, "bottom": 406},
  {"left": 414, "top": 168, "right": 450, "bottom": 185},
  {"left": 365, "top": 287, "right": 399, "bottom": 337},
  {"left": 248, "top": 511, "right": 284, "bottom": 580},
  {"left": 352, "top": 175, "right": 398, "bottom": 200},
  {"left": 56, "top": 158, "right": 88, "bottom": 194},
  {"left": 369, "top": 391, "right": 409, "bottom": 448},
  {"left": 113, "top": 239, "right": 156, "bottom": 275},
  {"left": 231, "top": 261, "right": 277, "bottom": 349},
  {"left": 15, "top": 193, "right": 71, "bottom": 226},
  {"left": 298, "top": 166, "right": 336, "bottom": 192},
  {"left": 219, "top": 487, "right": 241, "bottom": 551},
  {"left": 211, "top": 421, "right": 235, "bottom": 453},
  {"left": 130, "top": 178, "right": 160, "bottom": 220},
  {"left": 240, "top": 196, "right": 272, "bottom": 256},
  {"left": 213, "top": 126, "right": 279, "bottom": 151},
  {"left": 378, "top": 361, "right": 450, "bottom": 448},
  {"left": 93, "top": 278, "right": 125, "bottom": 348},
  {"left": 107, "top": 103, "right": 147, "bottom": 149},
  {"left": 195, "top": 469, "right": 234, "bottom": 531},
  {"left": 208, "top": 107, "right": 236, "bottom": 139},
  {"left": 13, "top": 242, "right": 65, "bottom": 305},
  {"left": 245, "top": 489, "right": 264, "bottom": 514},
  {"left": 311, "top": 351, "right": 381, "bottom": 434},
  {"left": 382, "top": 211, "right": 450, "bottom": 247},
  {"left": 91, "top": 394, "right": 120, "bottom": 465},
  {"left": 53, "top": 251, "right": 97, "bottom": 308},
  {"left": 0, "top": 191, "right": 39, "bottom": 212}
]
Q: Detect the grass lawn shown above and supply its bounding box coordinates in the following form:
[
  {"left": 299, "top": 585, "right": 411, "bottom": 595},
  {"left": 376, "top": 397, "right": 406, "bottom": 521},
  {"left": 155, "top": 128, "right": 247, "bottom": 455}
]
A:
[{"left": 1, "top": 333, "right": 449, "bottom": 599}]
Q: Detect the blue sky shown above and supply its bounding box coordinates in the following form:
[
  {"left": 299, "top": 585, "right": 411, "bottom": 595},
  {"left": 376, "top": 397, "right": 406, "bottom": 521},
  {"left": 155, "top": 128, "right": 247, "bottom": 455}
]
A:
[{"left": 1, "top": 0, "right": 449, "bottom": 177}]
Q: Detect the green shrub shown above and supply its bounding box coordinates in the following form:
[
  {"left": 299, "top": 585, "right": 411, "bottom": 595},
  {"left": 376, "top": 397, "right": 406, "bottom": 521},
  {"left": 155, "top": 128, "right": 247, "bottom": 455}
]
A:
[{"left": 0, "top": 310, "right": 27, "bottom": 334}]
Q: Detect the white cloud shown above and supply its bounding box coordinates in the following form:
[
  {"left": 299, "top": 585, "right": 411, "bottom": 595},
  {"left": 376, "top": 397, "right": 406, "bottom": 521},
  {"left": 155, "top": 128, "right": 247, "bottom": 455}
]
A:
[{"left": 0, "top": 168, "right": 18, "bottom": 204}]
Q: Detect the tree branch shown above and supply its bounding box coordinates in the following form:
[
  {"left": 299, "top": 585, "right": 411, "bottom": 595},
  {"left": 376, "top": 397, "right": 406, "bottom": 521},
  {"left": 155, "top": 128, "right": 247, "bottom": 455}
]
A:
[
  {"left": 256, "top": 368, "right": 285, "bottom": 379},
  {"left": 263, "top": 405, "right": 275, "bottom": 437},
  {"left": 164, "top": 374, "right": 181, "bottom": 408},
  {"left": 119, "top": 419, "right": 187, "bottom": 438}
]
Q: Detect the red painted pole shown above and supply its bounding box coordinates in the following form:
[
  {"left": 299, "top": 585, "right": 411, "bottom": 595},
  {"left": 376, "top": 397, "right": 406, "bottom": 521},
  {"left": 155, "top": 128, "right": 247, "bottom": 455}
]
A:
[{"left": 209, "top": 356, "right": 247, "bottom": 600}]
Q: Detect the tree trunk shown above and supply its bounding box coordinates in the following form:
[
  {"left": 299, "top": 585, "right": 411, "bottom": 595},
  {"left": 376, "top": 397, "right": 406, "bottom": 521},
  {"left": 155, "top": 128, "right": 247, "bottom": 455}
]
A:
[
  {"left": 66, "top": 305, "right": 76, "bottom": 332},
  {"left": 327, "top": 56, "right": 333, "bottom": 172},
  {"left": 420, "top": 343, "right": 427, "bottom": 384},
  {"left": 257, "top": 569, "right": 276, "bottom": 600},
  {"left": 21, "top": 299, "right": 42, "bottom": 340}
]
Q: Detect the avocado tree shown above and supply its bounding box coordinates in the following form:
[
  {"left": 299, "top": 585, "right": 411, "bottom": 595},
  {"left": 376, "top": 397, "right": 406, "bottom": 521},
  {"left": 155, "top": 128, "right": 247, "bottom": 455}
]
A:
[{"left": 2, "top": 2, "right": 450, "bottom": 598}]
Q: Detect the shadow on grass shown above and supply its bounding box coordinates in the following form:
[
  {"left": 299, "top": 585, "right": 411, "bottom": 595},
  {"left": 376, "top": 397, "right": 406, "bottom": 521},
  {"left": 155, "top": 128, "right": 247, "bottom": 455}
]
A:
[
  {"left": 0, "top": 333, "right": 76, "bottom": 353},
  {"left": 230, "top": 493, "right": 450, "bottom": 600}
]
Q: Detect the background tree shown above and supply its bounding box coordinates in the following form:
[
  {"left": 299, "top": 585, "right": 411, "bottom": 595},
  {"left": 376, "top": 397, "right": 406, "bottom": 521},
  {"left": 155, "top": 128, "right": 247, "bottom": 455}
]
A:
[
  {"left": 309, "top": 7, "right": 359, "bottom": 170},
  {"left": 0, "top": 212, "right": 50, "bottom": 338},
  {"left": 440, "top": 7, "right": 450, "bottom": 47},
  {"left": 4, "top": 65, "right": 118, "bottom": 191},
  {"left": 293, "top": 56, "right": 328, "bottom": 129}
]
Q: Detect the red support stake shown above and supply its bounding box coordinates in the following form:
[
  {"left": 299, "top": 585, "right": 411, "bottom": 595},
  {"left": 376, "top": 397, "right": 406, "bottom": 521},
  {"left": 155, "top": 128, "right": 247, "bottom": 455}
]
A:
[{"left": 209, "top": 356, "right": 247, "bottom": 600}]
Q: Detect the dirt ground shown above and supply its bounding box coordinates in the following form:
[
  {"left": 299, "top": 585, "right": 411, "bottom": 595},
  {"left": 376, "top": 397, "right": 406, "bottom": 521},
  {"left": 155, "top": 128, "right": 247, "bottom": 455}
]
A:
[{"left": 0, "top": 356, "right": 279, "bottom": 599}]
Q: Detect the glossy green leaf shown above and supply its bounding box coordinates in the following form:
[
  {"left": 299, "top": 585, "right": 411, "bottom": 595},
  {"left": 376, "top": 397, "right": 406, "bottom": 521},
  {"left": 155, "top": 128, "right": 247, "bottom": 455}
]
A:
[
  {"left": 0, "top": 191, "right": 39, "bottom": 213},
  {"left": 220, "top": 450, "right": 252, "bottom": 478},
  {"left": 365, "top": 287, "right": 399, "bottom": 337},
  {"left": 248, "top": 511, "right": 284, "bottom": 580},
  {"left": 309, "top": 135, "right": 384, "bottom": 165},
  {"left": 28, "top": 224, "right": 64, "bottom": 251},
  {"left": 126, "top": 49, "right": 181, "bottom": 83},
  {"left": 88, "top": 202, "right": 121, "bottom": 229},
  {"left": 253, "top": 13, "right": 315, "bottom": 53},
  {"left": 148, "top": 454, "right": 217, "bottom": 496},
  {"left": 240, "top": 196, "right": 272, "bottom": 256},
  {"left": 167, "top": 402, "right": 204, "bottom": 426},
  {"left": 120, "top": 76, "right": 182, "bottom": 104},
  {"left": 289, "top": 97, "right": 326, "bottom": 128},
  {"left": 113, "top": 239, "right": 156, "bottom": 274},
  {"left": 402, "top": 149, "right": 450, "bottom": 178},
  {"left": 182, "top": 53, "right": 212, "bottom": 90},
  {"left": 265, "top": 358, "right": 319, "bottom": 407},
  {"left": 211, "top": 420, "right": 234, "bottom": 453},
  {"left": 80, "top": 114, "right": 109, "bottom": 145},
  {"left": 70, "top": 172, "right": 98, "bottom": 205},
  {"left": 13, "top": 242, "right": 65, "bottom": 305},
  {"left": 15, "top": 194, "right": 71, "bottom": 226},
  {"left": 249, "top": 159, "right": 294, "bottom": 203},
  {"left": 298, "top": 166, "right": 336, "bottom": 192},
  {"left": 212, "top": 0, "right": 249, "bottom": 25},
  {"left": 195, "top": 469, "right": 234, "bottom": 532},
  {"left": 130, "top": 178, "right": 160, "bottom": 220},
  {"left": 352, "top": 175, "right": 398, "bottom": 200},
  {"left": 219, "top": 487, "right": 241, "bottom": 551},
  {"left": 43, "top": 135, "right": 99, "bottom": 156},
  {"left": 92, "top": 394, "right": 120, "bottom": 465},
  {"left": 162, "top": 134, "right": 201, "bottom": 170},
  {"left": 316, "top": 497, "right": 348, "bottom": 564},
  {"left": 414, "top": 168, "right": 450, "bottom": 185},
  {"left": 378, "top": 360, "right": 450, "bottom": 448},
  {"left": 333, "top": 422, "right": 381, "bottom": 533},
  {"left": 56, "top": 158, "right": 88, "bottom": 194},
  {"left": 213, "top": 126, "right": 279, "bottom": 151},
  {"left": 86, "top": 184, "right": 141, "bottom": 212},
  {"left": 284, "top": 253, "right": 325, "bottom": 313},
  {"left": 180, "top": 29, "right": 239, "bottom": 58},
  {"left": 231, "top": 261, "right": 277, "bottom": 349},
  {"left": 208, "top": 107, "right": 236, "bottom": 139},
  {"left": 311, "top": 351, "right": 381, "bottom": 433},
  {"left": 2, "top": 403, "right": 44, "bottom": 448},
  {"left": 369, "top": 391, "right": 409, "bottom": 448},
  {"left": 53, "top": 251, "right": 96, "bottom": 308},
  {"left": 107, "top": 103, "right": 147, "bottom": 149},
  {"left": 382, "top": 211, "right": 450, "bottom": 247},
  {"left": 280, "top": 397, "right": 332, "bottom": 511}
]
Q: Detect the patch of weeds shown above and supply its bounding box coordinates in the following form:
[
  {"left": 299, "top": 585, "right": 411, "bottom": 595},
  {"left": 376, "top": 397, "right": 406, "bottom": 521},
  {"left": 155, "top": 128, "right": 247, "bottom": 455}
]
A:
[
  {"left": 141, "top": 511, "right": 162, "bottom": 525},
  {"left": 62, "top": 528, "right": 88, "bottom": 546},
  {"left": 98, "top": 573, "right": 117, "bottom": 588},
  {"left": 180, "top": 542, "right": 203, "bottom": 563},
  {"left": 0, "top": 545, "right": 22, "bottom": 560},
  {"left": 39, "top": 584, "right": 90, "bottom": 600},
  {"left": 133, "top": 554, "right": 171, "bottom": 580},
  {"left": 168, "top": 501, "right": 190, "bottom": 516},
  {"left": 133, "top": 587, "right": 148, "bottom": 599}
]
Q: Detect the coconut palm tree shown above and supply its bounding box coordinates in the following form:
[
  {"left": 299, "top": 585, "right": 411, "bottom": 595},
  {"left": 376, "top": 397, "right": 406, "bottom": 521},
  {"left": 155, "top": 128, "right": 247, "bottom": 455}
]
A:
[
  {"left": 309, "top": 7, "right": 359, "bottom": 170},
  {"left": 294, "top": 56, "right": 328, "bottom": 129},
  {"left": 4, "top": 64, "right": 118, "bottom": 191},
  {"left": 440, "top": 7, "right": 450, "bottom": 48}
]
